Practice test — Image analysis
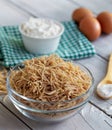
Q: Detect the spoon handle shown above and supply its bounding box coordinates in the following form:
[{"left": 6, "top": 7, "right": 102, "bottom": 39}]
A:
[{"left": 106, "top": 54, "right": 112, "bottom": 81}]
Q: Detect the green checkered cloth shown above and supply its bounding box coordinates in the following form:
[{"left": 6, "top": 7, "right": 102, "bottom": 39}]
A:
[{"left": 0, "top": 21, "right": 96, "bottom": 67}]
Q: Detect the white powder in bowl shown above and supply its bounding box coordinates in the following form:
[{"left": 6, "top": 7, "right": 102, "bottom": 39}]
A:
[
  {"left": 21, "top": 17, "right": 62, "bottom": 38},
  {"left": 97, "top": 84, "right": 112, "bottom": 99}
]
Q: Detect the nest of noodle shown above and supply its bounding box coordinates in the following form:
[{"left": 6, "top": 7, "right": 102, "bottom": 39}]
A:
[{"left": 10, "top": 55, "right": 92, "bottom": 104}]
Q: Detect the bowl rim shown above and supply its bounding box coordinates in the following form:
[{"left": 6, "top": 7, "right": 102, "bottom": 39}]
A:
[
  {"left": 7, "top": 60, "right": 94, "bottom": 105},
  {"left": 19, "top": 18, "right": 65, "bottom": 39}
]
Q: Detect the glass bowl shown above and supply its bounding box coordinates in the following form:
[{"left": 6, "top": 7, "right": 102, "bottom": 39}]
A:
[{"left": 6, "top": 62, "right": 94, "bottom": 123}]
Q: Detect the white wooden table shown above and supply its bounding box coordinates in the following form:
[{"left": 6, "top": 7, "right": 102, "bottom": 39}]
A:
[{"left": 0, "top": 0, "right": 112, "bottom": 129}]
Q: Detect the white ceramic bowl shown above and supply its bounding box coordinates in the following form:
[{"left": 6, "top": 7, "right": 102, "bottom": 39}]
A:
[{"left": 19, "top": 19, "right": 64, "bottom": 55}]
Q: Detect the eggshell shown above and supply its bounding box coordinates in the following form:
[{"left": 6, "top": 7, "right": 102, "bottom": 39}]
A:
[
  {"left": 97, "top": 11, "right": 112, "bottom": 34},
  {"left": 79, "top": 17, "right": 101, "bottom": 41},
  {"left": 72, "top": 7, "right": 93, "bottom": 23}
]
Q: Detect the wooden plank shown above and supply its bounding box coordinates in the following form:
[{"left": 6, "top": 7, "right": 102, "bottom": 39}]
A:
[
  {"left": 9, "top": 0, "right": 78, "bottom": 21},
  {"left": 93, "top": 34, "right": 112, "bottom": 60},
  {"left": 0, "top": 0, "right": 112, "bottom": 129},
  {"left": 0, "top": 103, "right": 30, "bottom": 130},
  {"left": 80, "top": 103, "right": 112, "bottom": 130},
  {"left": 70, "top": 0, "right": 112, "bottom": 13},
  {"left": 0, "top": 0, "right": 30, "bottom": 25},
  {"left": 2, "top": 0, "right": 112, "bottom": 117},
  {"left": 3, "top": 0, "right": 112, "bottom": 116}
]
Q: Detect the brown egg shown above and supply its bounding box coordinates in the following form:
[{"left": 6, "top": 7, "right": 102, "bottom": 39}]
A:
[
  {"left": 97, "top": 11, "right": 112, "bottom": 34},
  {"left": 72, "top": 7, "right": 93, "bottom": 23},
  {"left": 79, "top": 17, "right": 101, "bottom": 41}
]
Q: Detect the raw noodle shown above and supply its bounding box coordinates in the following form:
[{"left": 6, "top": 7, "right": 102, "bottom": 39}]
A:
[
  {"left": 10, "top": 55, "right": 92, "bottom": 104},
  {"left": 0, "top": 67, "right": 7, "bottom": 94}
]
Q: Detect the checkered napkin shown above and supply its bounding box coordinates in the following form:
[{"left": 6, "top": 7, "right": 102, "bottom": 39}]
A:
[{"left": 0, "top": 21, "right": 96, "bottom": 67}]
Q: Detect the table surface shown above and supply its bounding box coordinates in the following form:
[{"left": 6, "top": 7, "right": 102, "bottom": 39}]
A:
[{"left": 0, "top": 0, "right": 112, "bottom": 130}]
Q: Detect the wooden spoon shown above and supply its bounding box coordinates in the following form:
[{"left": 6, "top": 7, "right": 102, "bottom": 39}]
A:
[{"left": 96, "top": 54, "right": 112, "bottom": 99}]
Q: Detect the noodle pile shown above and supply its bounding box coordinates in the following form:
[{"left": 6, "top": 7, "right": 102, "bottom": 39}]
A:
[
  {"left": 0, "top": 67, "right": 7, "bottom": 94},
  {"left": 10, "top": 55, "right": 92, "bottom": 103}
]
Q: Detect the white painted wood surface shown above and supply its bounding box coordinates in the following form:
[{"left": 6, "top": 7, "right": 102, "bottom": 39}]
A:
[
  {"left": 9, "top": 0, "right": 77, "bottom": 21},
  {"left": 0, "top": 103, "right": 30, "bottom": 130},
  {"left": 0, "top": 0, "right": 30, "bottom": 25},
  {"left": 80, "top": 103, "right": 112, "bottom": 130},
  {"left": 0, "top": 0, "right": 112, "bottom": 130}
]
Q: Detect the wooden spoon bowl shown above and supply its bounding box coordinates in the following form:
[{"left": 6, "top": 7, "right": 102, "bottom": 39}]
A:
[{"left": 96, "top": 54, "right": 112, "bottom": 99}]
